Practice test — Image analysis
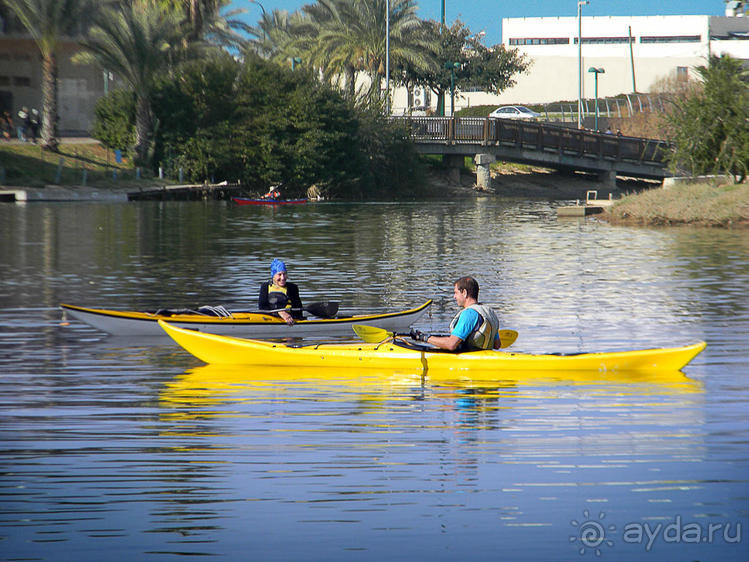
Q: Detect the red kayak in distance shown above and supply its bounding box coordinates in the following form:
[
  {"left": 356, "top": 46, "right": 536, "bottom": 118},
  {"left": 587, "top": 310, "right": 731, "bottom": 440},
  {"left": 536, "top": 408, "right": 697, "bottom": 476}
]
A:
[{"left": 232, "top": 197, "right": 308, "bottom": 206}]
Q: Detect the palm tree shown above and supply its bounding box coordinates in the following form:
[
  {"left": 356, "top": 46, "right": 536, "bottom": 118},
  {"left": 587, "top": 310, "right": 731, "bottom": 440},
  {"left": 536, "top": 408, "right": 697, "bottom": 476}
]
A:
[
  {"left": 269, "top": 0, "right": 433, "bottom": 103},
  {"left": 158, "top": 0, "right": 249, "bottom": 49},
  {"left": 249, "top": 8, "right": 307, "bottom": 61},
  {"left": 76, "top": 1, "right": 183, "bottom": 164},
  {"left": 4, "top": 0, "right": 96, "bottom": 151}
]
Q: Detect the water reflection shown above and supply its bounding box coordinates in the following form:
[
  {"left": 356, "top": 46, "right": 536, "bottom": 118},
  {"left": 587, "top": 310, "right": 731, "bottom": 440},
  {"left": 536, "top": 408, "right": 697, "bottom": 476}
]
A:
[
  {"left": 0, "top": 200, "right": 747, "bottom": 559},
  {"left": 161, "top": 363, "right": 703, "bottom": 414}
]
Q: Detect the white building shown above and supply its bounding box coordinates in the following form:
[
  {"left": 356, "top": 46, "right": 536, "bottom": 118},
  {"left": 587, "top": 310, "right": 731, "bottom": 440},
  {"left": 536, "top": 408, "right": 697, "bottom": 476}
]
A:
[{"left": 391, "top": 13, "right": 749, "bottom": 115}]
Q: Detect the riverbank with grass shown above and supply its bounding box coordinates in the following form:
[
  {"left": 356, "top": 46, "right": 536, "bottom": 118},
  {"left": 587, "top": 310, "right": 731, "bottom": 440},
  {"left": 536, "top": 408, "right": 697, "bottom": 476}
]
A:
[
  {"left": 0, "top": 140, "right": 170, "bottom": 189},
  {"left": 605, "top": 181, "right": 749, "bottom": 227}
]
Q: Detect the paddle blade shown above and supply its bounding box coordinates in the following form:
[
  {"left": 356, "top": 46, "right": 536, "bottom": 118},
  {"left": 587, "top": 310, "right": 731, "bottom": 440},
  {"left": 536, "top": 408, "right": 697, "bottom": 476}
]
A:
[
  {"left": 499, "top": 329, "right": 518, "bottom": 349},
  {"left": 352, "top": 324, "right": 392, "bottom": 343},
  {"left": 304, "top": 301, "right": 339, "bottom": 318}
]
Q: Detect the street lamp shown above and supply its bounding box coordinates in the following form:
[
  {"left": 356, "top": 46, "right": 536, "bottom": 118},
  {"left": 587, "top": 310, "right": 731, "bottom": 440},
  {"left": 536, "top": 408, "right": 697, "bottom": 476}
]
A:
[
  {"left": 385, "top": 0, "right": 390, "bottom": 115},
  {"left": 291, "top": 57, "right": 301, "bottom": 71},
  {"left": 440, "top": 0, "right": 446, "bottom": 116},
  {"left": 445, "top": 62, "right": 461, "bottom": 116},
  {"left": 577, "top": 0, "right": 589, "bottom": 129},
  {"left": 588, "top": 67, "right": 605, "bottom": 131}
]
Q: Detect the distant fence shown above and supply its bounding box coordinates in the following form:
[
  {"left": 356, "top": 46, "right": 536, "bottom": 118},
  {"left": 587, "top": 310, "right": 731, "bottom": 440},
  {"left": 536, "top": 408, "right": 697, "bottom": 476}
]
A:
[{"left": 539, "top": 93, "right": 669, "bottom": 123}]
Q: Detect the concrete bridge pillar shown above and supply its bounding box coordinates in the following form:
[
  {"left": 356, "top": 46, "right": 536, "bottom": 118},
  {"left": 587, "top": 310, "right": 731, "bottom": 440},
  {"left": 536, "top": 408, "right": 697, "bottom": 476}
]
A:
[
  {"left": 597, "top": 169, "right": 618, "bottom": 190},
  {"left": 443, "top": 154, "right": 464, "bottom": 184},
  {"left": 474, "top": 153, "right": 495, "bottom": 190}
]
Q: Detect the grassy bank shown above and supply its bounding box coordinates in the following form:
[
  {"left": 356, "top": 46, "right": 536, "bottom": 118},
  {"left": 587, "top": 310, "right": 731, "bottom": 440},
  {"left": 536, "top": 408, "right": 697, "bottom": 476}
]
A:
[
  {"left": 0, "top": 142, "right": 170, "bottom": 189},
  {"left": 607, "top": 182, "right": 749, "bottom": 227}
]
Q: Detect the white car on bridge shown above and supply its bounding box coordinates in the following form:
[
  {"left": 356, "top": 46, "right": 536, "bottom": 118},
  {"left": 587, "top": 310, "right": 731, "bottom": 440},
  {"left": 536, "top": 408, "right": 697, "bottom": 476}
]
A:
[{"left": 489, "top": 106, "right": 541, "bottom": 121}]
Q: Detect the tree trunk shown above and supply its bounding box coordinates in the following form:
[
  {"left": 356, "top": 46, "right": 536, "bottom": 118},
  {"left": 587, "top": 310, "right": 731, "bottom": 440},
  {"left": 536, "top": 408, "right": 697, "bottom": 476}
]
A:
[
  {"left": 344, "top": 65, "right": 355, "bottom": 99},
  {"left": 41, "top": 51, "right": 59, "bottom": 152},
  {"left": 134, "top": 94, "right": 152, "bottom": 166}
]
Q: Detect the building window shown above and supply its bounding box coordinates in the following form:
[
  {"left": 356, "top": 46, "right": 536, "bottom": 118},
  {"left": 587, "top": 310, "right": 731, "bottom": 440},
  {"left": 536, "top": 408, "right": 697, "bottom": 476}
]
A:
[
  {"left": 13, "top": 76, "right": 31, "bottom": 87},
  {"left": 509, "top": 37, "right": 569, "bottom": 46},
  {"left": 573, "top": 37, "right": 634, "bottom": 44},
  {"left": 640, "top": 35, "right": 701, "bottom": 43},
  {"left": 676, "top": 66, "right": 689, "bottom": 81}
]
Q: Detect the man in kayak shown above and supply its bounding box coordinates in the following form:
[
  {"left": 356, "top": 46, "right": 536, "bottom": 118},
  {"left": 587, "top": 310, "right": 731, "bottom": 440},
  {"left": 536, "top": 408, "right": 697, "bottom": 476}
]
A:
[
  {"left": 261, "top": 184, "right": 281, "bottom": 199},
  {"left": 258, "top": 259, "right": 303, "bottom": 325},
  {"left": 411, "top": 276, "right": 500, "bottom": 351}
]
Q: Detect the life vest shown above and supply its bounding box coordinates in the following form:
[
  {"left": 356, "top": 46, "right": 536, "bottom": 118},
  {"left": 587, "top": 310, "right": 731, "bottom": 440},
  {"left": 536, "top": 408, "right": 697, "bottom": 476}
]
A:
[
  {"left": 449, "top": 303, "right": 500, "bottom": 350},
  {"left": 266, "top": 283, "right": 291, "bottom": 310}
]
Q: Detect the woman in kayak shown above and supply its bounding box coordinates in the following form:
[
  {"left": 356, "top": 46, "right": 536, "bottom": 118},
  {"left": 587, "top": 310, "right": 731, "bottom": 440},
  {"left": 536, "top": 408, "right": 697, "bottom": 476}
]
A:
[
  {"left": 258, "top": 259, "right": 303, "bottom": 325},
  {"left": 411, "top": 276, "right": 500, "bottom": 351}
]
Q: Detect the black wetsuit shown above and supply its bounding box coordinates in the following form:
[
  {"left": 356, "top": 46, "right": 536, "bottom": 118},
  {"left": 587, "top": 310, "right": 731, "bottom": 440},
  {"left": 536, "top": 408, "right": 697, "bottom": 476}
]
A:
[{"left": 258, "top": 281, "right": 304, "bottom": 319}]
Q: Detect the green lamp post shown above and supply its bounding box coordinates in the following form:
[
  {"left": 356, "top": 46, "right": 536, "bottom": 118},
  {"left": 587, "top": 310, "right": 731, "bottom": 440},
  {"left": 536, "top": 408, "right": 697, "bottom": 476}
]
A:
[
  {"left": 588, "top": 66, "right": 605, "bottom": 130},
  {"left": 445, "top": 62, "right": 461, "bottom": 116}
]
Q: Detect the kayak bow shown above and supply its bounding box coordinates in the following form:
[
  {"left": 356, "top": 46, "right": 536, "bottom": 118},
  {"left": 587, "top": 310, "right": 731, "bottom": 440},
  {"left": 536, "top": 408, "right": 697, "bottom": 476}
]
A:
[{"left": 158, "top": 320, "right": 706, "bottom": 375}]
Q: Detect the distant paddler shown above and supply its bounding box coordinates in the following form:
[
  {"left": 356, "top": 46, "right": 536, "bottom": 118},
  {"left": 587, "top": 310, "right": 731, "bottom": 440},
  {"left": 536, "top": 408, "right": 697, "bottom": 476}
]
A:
[{"left": 260, "top": 184, "right": 281, "bottom": 200}]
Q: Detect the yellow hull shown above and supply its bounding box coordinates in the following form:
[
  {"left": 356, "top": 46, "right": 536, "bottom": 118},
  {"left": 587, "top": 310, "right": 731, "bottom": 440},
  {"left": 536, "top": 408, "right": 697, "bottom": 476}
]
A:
[{"left": 159, "top": 320, "right": 706, "bottom": 375}]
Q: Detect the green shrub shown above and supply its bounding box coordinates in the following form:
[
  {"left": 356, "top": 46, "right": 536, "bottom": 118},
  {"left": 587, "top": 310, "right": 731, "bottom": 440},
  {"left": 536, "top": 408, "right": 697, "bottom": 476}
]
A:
[
  {"left": 149, "top": 53, "right": 424, "bottom": 199},
  {"left": 91, "top": 89, "right": 135, "bottom": 153}
]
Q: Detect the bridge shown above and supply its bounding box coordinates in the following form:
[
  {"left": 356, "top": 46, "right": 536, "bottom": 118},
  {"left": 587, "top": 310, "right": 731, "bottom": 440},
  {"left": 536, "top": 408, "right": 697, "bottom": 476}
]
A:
[{"left": 392, "top": 116, "right": 671, "bottom": 188}]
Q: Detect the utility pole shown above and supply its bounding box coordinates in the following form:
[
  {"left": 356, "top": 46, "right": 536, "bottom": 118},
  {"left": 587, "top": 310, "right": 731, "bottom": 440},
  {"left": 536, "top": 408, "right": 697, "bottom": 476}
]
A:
[
  {"left": 440, "top": 0, "right": 446, "bottom": 116},
  {"left": 577, "top": 0, "right": 589, "bottom": 129}
]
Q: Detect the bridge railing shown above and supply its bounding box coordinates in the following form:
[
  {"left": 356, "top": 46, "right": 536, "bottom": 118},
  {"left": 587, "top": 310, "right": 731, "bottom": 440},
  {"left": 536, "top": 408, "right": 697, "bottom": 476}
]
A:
[{"left": 393, "top": 116, "right": 670, "bottom": 166}]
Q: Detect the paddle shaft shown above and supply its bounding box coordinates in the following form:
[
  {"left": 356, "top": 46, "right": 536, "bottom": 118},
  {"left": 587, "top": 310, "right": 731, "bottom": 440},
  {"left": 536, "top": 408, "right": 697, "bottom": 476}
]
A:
[
  {"left": 398, "top": 330, "right": 518, "bottom": 349},
  {"left": 352, "top": 324, "right": 518, "bottom": 348}
]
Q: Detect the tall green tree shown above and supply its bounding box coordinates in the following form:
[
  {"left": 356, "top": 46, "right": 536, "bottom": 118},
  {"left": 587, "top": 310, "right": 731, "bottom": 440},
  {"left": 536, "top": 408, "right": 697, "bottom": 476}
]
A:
[
  {"left": 144, "top": 52, "right": 423, "bottom": 198},
  {"left": 664, "top": 55, "right": 749, "bottom": 182},
  {"left": 4, "top": 0, "right": 95, "bottom": 151},
  {"left": 76, "top": 0, "right": 183, "bottom": 164},
  {"left": 398, "top": 20, "right": 529, "bottom": 115}
]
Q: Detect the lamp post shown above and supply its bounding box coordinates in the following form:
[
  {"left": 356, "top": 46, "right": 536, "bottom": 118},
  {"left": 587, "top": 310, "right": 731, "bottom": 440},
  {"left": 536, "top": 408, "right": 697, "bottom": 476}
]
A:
[
  {"left": 385, "top": 0, "right": 390, "bottom": 115},
  {"left": 588, "top": 67, "right": 604, "bottom": 131},
  {"left": 577, "top": 0, "right": 588, "bottom": 129},
  {"left": 439, "top": 0, "right": 446, "bottom": 116},
  {"left": 445, "top": 62, "right": 460, "bottom": 116},
  {"left": 291, "top": 57, "right": 301, "bottom": 71}
]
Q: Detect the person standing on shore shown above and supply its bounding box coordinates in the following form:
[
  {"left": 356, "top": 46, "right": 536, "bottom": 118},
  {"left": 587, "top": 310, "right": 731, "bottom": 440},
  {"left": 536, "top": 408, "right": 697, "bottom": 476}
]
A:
[
  {"left": 29, "top": 109, "right": 40, "bottom": 143},
  {"left": 16, "top": 107, "right": 28, "bottom": 141},
  {"left": 0, "top": 112, "right": 12, "bottom": 140}
]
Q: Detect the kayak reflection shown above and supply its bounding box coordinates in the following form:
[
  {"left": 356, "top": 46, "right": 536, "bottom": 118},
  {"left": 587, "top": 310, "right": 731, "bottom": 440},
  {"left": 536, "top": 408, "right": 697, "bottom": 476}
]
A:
[{"left": 160, "top": 363, "right": 703, "bottom": 413}]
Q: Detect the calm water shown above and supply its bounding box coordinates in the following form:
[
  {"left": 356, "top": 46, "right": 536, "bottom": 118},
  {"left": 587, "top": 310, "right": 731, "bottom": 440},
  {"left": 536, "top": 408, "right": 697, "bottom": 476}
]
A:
[{"left": 1, "top": 198, "right": 747, "bottom": 560}]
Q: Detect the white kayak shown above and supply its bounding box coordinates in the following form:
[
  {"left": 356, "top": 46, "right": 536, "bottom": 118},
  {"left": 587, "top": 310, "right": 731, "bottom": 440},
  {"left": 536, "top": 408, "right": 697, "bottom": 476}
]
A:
[{"left": 60, "top": 300, "right": 432, "bottom": 338}]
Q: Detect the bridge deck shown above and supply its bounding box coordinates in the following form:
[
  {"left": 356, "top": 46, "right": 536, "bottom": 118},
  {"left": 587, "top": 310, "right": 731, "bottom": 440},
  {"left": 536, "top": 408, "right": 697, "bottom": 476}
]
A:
[{"left": 393, "top": 117, "right": 671, "bottom": 180}]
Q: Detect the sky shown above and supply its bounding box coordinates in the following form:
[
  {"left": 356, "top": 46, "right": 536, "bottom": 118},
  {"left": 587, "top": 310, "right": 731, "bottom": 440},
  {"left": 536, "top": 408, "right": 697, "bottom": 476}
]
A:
[{"left": 230, "top": 0, "right": 731, "bottom": 45}]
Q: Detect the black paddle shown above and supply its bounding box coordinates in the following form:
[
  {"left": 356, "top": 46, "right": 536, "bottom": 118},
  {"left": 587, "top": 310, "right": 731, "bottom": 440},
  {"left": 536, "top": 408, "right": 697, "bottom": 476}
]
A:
[{"left": 234, "top": 301, "right": 339, "bottom": 319}]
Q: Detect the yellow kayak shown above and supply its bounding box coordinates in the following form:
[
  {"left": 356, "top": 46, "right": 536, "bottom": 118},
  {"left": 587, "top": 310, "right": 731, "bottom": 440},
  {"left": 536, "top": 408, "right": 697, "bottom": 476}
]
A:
[{"left": 158, "top": 320, "right": 706, "bottom": 375}]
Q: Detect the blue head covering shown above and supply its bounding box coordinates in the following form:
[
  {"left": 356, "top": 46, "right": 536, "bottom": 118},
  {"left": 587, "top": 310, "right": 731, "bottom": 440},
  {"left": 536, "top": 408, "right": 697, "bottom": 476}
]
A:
[{"left": 270, "top": 258, "right": 287, "bottom": 276}]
